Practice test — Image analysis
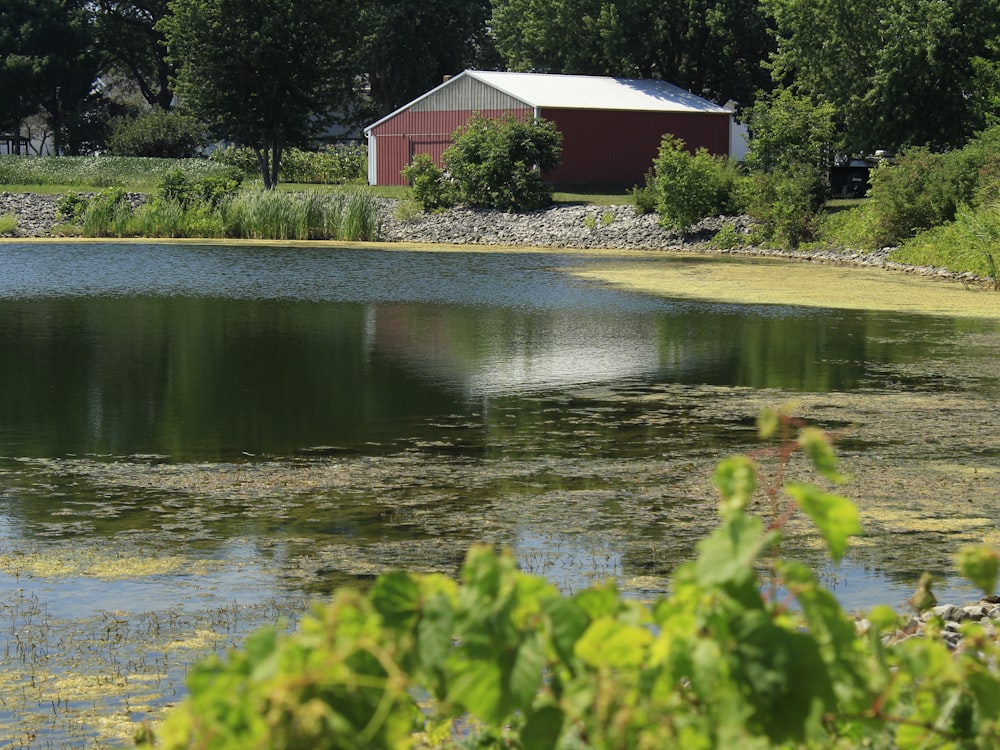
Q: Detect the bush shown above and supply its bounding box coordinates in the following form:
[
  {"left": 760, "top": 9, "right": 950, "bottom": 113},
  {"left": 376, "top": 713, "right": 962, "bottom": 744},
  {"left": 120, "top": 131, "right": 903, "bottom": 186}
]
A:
[
  {"left": 650, "top": 135, "right": 740, "bottom": 229},
  {"left": 631, "top": 171, "right": 658, "bottom": 215},
  {"left": 893, "top": 203, "right": 1000, "bottom": 286},
  {"left": 136, "top": 411, "right": 1000, "bottom": 749},
  {"left": 739, "top": 168, "right": 824, "bottom": 248},
  {"left": 400, "top": 153, "right": 455, "bottom": 211},
  {"left": 158, "top": 168, "right": 242, "bottom": 209},
  {"left": 107, "top": 110, "right": 208, "bottom": 158},
  {"left": 442, "top": 112, "right": 562, "bottom": 211}
]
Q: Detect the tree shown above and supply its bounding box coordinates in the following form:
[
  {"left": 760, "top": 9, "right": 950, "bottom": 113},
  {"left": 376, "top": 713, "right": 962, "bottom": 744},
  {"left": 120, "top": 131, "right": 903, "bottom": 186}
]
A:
[
  {"left": 362, "top": 0, "right": 497, "bottom": 120},
  {"left": 0, "top": 0, "right": 101, "bottom": 154},
  {"left": 94, "top": 0, "right": 176, "bottom": 111},
  {"left": 743, "top": 87, "right": 837, "bottom": 173},
  {"left": 160, "top": 0, "right": 367, "bottom": 188},
  {"left": 763, "top": 0, "right": 1000, "bottom": 152},
  {"left": 489, "top": 0, "right": 774, "bottom": 106}
]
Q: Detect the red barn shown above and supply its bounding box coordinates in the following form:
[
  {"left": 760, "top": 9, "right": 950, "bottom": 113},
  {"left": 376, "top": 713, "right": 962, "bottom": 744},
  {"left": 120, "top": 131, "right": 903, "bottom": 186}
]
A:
[{"left": 364, "top": 70, "right": 738, "bottom": 187}]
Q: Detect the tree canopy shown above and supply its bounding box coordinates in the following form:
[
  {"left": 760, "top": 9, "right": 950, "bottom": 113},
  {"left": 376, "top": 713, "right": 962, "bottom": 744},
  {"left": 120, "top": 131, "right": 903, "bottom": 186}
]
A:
[
  {"left": 0, "top": 0, "right": 102, "bottom": 154},
  {"left": 763, "top": 0, "right": 1000, "bottom": 153},
  {"left": 362, "top": 0, "right": 497, "bottom": 120},
  {"left": 94, "top": 0, "right": 176, "bottom": 111},
  {"left": 159, "top": 0, "right": 367, "bottom": 187},
  {"left": 489, "top": 0, "right": 774, "bottom": 106}
]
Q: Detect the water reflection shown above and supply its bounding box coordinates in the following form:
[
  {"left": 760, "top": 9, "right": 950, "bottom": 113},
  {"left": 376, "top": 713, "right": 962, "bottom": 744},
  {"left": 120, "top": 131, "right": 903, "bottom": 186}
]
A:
[{"left": 0, "top": 242, "right": 998, "bottom": 745}]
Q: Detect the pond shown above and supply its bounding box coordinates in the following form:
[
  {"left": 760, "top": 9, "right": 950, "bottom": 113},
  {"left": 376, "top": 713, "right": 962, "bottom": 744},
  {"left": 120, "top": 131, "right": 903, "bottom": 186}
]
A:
[{"left": 1, "top": 240, "right": 999, "bottom": 746}]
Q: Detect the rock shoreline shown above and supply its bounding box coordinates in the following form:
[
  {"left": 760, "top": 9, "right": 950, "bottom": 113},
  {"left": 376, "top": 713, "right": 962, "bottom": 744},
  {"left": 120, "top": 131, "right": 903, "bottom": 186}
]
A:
[{"left": 0, "top": 190, "right": 988, "bottom": 286}]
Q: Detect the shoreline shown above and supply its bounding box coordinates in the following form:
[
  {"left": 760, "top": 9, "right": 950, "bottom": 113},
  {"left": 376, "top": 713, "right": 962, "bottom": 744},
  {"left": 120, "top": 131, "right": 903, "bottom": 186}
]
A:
[{"left": 0, "top": 190, "right": 991, "bottom": 287}]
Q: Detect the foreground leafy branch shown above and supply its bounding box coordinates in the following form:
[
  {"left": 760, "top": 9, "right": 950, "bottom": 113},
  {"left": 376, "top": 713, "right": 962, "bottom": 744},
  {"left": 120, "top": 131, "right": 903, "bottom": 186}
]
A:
[{"left": 137, "top": 412, "right": 1000, "bottom": 749}]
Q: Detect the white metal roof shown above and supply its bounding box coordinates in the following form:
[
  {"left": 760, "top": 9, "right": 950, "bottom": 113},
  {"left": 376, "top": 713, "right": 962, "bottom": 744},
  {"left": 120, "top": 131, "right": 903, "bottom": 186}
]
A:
[
  {"left": 465, "top": 70, "right": 729, "bottom": 114},
  {"left": 364, "top": 70, "right": 728, "bottom": 134}
]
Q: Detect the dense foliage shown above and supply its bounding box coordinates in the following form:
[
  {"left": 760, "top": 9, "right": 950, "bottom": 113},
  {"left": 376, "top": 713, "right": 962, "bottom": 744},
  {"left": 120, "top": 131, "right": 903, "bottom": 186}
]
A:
[
  {"left": 107, "top": 109, "right": 207, "bottom": 157},
  {"left": 94, "top": 0, "right": 175, "bottom": 110},
  {"left": 0, "top": 0, "right": 104, "bottom": 154},
  {"left": 818, "top": 126, "right": 1000, "bottom": 267},
  {"left": 762, "top": 0, "right": 1000, "bottom": 153},
  {"left": 490, "top": 0, "right": 774, "bottom": 107},
  {"left": 362, "top": 0, "right": 496, "bottom": 121},
  {"left": 158, "top": 0, "right": 366, "bottom": 188},
  {"left": 404, "top": 114, "right": 563, "bottom": 212},
  {"left": 211, "top": 144, "right": 368, "bottom": 185},
  {"left": 135, "top": 412, "right": 1000, "bottom": 748}
]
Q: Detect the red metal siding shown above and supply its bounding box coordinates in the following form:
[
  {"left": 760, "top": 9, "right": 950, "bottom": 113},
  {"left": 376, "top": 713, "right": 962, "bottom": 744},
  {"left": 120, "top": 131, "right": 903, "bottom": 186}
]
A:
[
  {"left": 370, "top": 108, "right": 531, "bottom": 185},
  {"left": 540, "top": 109, "right": 731, "bottom": 186},
  {"left": 370, "top": 105, "right": 729, "bottom": 186}
]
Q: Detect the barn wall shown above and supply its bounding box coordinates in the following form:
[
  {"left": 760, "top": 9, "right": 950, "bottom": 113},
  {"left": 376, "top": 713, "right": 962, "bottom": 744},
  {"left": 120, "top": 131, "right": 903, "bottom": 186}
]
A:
[
  {"left": 369, "top": 102, "right": 732, "bottom": 187},
  {"left": 541, "top": 109, "right": 732, "bottom": 186},
  {"left": 369, "top": 108, "right": 531, "bottom": 185}
]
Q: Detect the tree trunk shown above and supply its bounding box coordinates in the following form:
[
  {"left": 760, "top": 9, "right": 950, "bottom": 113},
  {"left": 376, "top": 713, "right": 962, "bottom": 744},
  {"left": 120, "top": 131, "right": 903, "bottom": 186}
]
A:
[
  {"left": 254, "top": 143, "right": 283, "bottom": 189},
  {"left": 255, "top": 146, "right": 273, "bottom": 189},
  {"left": 270, "top": 144, "right": 281, "bottom": 189}
]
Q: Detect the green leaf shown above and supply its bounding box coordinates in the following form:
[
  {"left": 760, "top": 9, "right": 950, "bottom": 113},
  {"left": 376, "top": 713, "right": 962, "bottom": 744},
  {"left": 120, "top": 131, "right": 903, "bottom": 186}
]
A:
[
  {"left": 575, "top": 616, "right": 653, "bottom": 668},
  {"left": 521, "top": 705, "right": 565, "bottom": 750},
  {"left": 370, "top": 569, "right": 421, "bottom": 628},
  {"left": 732, "top": 609, "right": 835, "bottom": 743},
  {"left": 797, "top": 427, "right": 845, "bottom": 483},
  {"left": 957, "top": 545, "right": 1000, "bottom": 597},
  {"left": 695, "top": 513, "right": 769, "bottom": 592},
  {"left": 785, "top": 482, "right": 862, "bottom": 562},
  {"left": 509, "top": 633, "right": 546, "bottom": 712},
  {"left": 416, "top": 592, "right": 454, "bottom": 676},
  {"left": 446, "top": 658, "right": 504, "bottom": 724},
  {"left": 573, "top": 584, "right": 620, "bottom": 619},
  {"left": 713, "top": 455, "right": 758, "bottom": 518},
  {"left": 544, "top": 596, "right": 589, "bottom": 668}
]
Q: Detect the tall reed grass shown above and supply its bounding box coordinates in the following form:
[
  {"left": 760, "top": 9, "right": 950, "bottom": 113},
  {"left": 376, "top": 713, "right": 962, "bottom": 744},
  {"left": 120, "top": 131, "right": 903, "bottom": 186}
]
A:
[
  {"left": 69, "top": 188, "right": 383, "bottom": 241},
  {"left": 0, "top": 213, "right": 17, "bottom": 235}
]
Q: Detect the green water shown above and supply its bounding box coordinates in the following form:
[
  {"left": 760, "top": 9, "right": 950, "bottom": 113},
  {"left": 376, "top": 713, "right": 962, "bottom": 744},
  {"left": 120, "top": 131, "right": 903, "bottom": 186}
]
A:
[{"left": 1, "top": 242, "right": 998, "bottom": 746}]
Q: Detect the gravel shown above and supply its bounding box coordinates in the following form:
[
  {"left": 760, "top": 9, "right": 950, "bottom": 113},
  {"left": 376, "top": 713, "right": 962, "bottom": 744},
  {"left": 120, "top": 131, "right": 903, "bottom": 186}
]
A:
[{"left": 0, "top": 190, "right": 988, "bottom": 284}]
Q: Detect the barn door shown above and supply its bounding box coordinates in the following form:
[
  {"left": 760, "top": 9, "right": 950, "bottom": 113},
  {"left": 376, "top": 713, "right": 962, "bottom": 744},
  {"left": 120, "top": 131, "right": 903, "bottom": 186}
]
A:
[{"left": 408, "top": 134, "right": 451, "bottom": 167}]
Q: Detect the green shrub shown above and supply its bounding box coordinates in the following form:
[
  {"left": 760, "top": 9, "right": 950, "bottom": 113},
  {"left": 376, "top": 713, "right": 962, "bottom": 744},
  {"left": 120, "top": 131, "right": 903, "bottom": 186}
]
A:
[
  {"left": 710, "top": 223, "right": 744, "bottom": 250},
  {"left": 136, "top": 410, "right": 1000, "bottom": 750},
  {"left": 815, "top": 204, "right": 876, "bottom": 249},
  {"left": 893, "top": 203, "right": 1000, "bottom": 286},
  {"left": 650, "top": 135, "right": 739, "bottom": 229},
  {"left": 400, "top": 153, "right": 455, "bottom": 211},
  {"left": 442, "top": 112, "right": 562, "bottom": 211},
  {"left": 55, "top": 192, "right": 89, "bottom": 222},
  {"left": 632, "top": 171, "right": 658, "bottom": 215},
  {"left": 107, "top": 110, "right": 208, "bottom": 158},
  {"left": 0, "top": 213, "right": 17, "bottom": 235},
  {"left": 739, "top": 168, "right": 823, "bottom": 248},
  {"left": 208, "top": 145, "right": 259, "bottom": 177},
  {"left": 158, "top": 168, "right": 242, "bottom": 209}
]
